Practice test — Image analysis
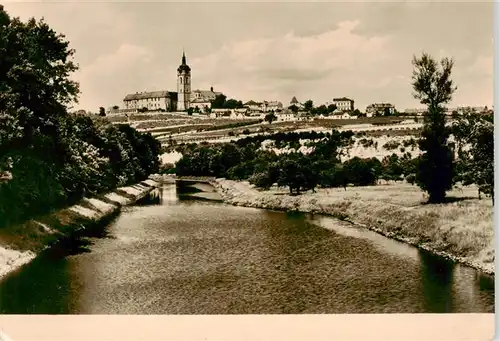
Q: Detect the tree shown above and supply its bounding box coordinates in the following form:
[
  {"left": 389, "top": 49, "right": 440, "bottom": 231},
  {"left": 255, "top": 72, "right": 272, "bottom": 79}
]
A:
[
  {"left": 99, "top": 107, "right": 106, "bottom": 116},
  {"left": 451, "top": 110, "right": 494, "bottom": 203},
  {"left": 411, "top": 52, "right": 457, "bottom": 203},
  {"left": 0, "top": 6, "right": 79, "bottom": 161},
  {"left": 211, "top": 94, "right": 227, "bottom": 109},
  {"left": 223, "top": 99, "right": 243, "bottom": 109},
  {"left": 276, "top": 154, "right": 312, "bottom": 195},
  {"left": 327, "top": 104, "right": 337, "bottom": 113},
  {"left": 304, "top": 100, "right": 313, "bottom": 112},
  {"left": 112, "top": 105, "right": 119, "bottom": 110},
  {"left": 353, "top": 109, "right": 362, "bottom": 117},
  {"left": 264, "top": 112, "right": 277, "bottom": 124},
  {"left": 288, "top": 104, "right": 299, "bottom": 114}
]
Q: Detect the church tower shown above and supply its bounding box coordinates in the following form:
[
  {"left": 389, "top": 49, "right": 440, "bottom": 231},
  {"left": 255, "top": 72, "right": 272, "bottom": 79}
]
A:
[{"left": 177, "top": 51, "right": 191, "bottom": 111}]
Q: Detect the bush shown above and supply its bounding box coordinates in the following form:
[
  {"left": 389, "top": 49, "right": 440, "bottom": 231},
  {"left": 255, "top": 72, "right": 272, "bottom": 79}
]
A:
[{"left": 383, "top": 140, "right": 400, "bottom": 150}]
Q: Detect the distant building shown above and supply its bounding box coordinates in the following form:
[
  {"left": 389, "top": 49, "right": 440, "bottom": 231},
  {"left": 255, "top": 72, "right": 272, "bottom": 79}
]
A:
[
  {"left": 366, "top": 103, "right": 396, "bottom": 117},
  {"left": 404, "top": 108, "right": 426, "bottom": 116},
  {"left": 331, "top": 97, "right": 355, "bottom": 112},
  {"left": 331, "top": 110, "right": 357, "bottom": 120},
  {"left": 244, "top": 100, "right": 263, "bottom": 112},
  {"left": 289, "top": 96, "right": 303, "bottom": 110},
  {"left": 266, "top": 101, "right": 283, "bottom": 112},
  {"left": 190, "top": 87, "right": 223, "bottom": 111},
  {"left": 122, "top": 52, "right": 222, "bottom": 113},
  {"left": 244, "top": 100, "right": 283, "bottom": 113},
  {"left": 123, "top": 91, "right": 178, "bottom": 112}
]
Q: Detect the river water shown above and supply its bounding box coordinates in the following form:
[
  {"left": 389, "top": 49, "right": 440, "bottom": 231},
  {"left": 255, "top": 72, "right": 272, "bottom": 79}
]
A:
[{"left": 0, "top": 183, "right": 494, "bottom": 314}]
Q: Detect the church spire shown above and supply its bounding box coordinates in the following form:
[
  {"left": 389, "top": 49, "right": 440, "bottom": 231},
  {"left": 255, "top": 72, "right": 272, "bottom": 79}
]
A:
[{"left": 182, "top": 50, "right": 186, "bottom": 65}]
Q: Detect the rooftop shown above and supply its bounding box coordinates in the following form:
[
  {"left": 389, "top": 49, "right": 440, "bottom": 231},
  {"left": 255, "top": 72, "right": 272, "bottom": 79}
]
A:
[{"left": 124, "top": 91, "right": 177, "bottom": 101}]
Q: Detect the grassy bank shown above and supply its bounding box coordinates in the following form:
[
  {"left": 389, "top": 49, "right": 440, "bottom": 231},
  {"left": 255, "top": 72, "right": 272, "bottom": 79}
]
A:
[
  {"left": 0, "top": 178, "right": 161, "bottom": 280},
  {"left": 212, "top": 179, "right": 494, "bottom": 275}
]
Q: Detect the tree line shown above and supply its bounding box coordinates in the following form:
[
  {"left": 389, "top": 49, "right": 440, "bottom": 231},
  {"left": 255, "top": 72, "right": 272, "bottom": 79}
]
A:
[
  {"left": 173, "top": 51, "right": 493, "bottom": 204},
  {"left": 173, "top": 130, "right": 421, "bottom": 194},
  {"left": 0, "top": 6, "right": 162, "bottom": 228}
]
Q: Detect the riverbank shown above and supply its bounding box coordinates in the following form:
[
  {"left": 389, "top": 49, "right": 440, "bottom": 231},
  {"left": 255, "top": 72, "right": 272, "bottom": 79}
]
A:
[
  {"left": 0, "top": 178, "right": 161, "bottom": 280},
  {"left": 211, "top": 179, "right": 494, "bottom": 275}
]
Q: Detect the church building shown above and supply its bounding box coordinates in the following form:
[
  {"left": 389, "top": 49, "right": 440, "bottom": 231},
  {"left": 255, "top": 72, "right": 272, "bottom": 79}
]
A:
[{"left": 122, "top": 52, "right": 220, "bottom": 112}]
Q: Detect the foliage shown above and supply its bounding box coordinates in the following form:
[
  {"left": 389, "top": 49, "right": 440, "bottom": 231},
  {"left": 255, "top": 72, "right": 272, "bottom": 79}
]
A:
[
  {"left": 0, "top": 7, "right": 161, "bottom": 228},
  {"left": 288, "top": 105, "right": 299, "bottom": 113},
  {"left": 451, "top": 110, "right": 494, "bottom": 202},
  {"left": 411, "top": 52, "right": 457, "bottom": 203},
  {"left": 303, "top": 100, "right": 313, "bottom": 112},
  {"left": 383, "top": 140, "right": 400, "bottom": 150},
  {"left": 99, "top": 107, "right": 106, "bottom": 116},
  {"left": 264, "top": 112, "right": 277, "bottom": 124},
  {"left": 211, "top": 94, "right": 244, "bottom": 109},
  {"left": 211, "top": 94, "right": 227, "bottom": 109}
]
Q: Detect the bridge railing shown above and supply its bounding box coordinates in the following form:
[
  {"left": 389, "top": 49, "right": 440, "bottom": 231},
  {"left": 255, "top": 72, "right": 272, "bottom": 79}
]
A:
[{"left": 175, "top": 176, "right": 217, "bottom": 182}]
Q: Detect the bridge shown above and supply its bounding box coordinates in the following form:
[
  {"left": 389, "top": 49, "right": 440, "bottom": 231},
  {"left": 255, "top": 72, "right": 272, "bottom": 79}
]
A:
[{"left": 174, "top": 176, "right": 217, "bottom": 183}]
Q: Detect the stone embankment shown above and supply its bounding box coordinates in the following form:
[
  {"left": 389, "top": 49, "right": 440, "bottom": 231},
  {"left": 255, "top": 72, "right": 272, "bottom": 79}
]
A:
[
  {"left": 211, "top": 179, "right": 495, "bottom": 276},
  {"left": 0, "top": 178, "right": 161, "bottom": 280}
]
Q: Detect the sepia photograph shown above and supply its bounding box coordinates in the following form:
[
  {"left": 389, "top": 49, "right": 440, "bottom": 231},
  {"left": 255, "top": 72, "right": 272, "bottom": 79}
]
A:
[{"left": 0, "top": 0, "right": 496, "bottom": 339}]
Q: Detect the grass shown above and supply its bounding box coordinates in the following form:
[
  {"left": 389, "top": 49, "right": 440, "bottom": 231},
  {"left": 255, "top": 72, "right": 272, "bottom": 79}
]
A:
[{"left": 214, "top": 179, "right": 494, "bottom": 274}]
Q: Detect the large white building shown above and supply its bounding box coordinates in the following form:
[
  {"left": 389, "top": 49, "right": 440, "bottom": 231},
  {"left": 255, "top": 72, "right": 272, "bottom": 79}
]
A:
[
  {"left": 331, "top": 97, "right": 355, "bottom": 112},
  {"left": 122, "top": 52, "right": 219, "bottom": 112}
]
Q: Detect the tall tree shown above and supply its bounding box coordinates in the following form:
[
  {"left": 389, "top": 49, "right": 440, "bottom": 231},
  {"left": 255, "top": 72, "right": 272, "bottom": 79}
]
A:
[
  {"left": 0, "top": 6, "right": 79, "bottom": 164},
  {"left": 304, "top": 100, "right": 313, "bottom": 112},
  {"left": 211, "top": 94, "right": 227, "bottom": 109},
  {"left": 264, "top": 112, "right": 277, "bottom": 124},
  {"left": 411, "top": 52, "right": 457, "bottom": 203},
  {"left": 451, "top": 110, "right": 494, "bottom": 203}
]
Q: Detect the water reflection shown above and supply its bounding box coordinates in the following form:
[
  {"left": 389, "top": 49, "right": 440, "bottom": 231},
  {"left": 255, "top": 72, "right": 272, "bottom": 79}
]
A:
[
  {"left": 0, "top": 249, "right": 80, "bottom": 314},
  {"left": 418, "top": 251, "right": 455, "bottom": 312}
]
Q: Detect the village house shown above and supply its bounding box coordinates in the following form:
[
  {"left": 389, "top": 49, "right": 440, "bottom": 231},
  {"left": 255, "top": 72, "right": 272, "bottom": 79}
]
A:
[
  {"left": 266, "top": 101, "right": 284, "bottom": 112},
  {"left": 366, "top": 103, "right": 396, "bottom": 117},
  {"left": 244, "top": 100, "right": 263, "bottom": 113},
  {"left": 330, "top": 110, "right": 357, "bottom": 120},
  {"left": 243, "top": 100, "right": 284, "bottom": 113},
  {"left": 404, "top": 108, "right": 426, "bottom": 116},
  {"left": 276, "top": 111, "right": 295, "bottom": 122},
  {"left": 331, "top": 97, "right": 355, "bottom": 112},
  {"left": 289, "top": 96, "right": 304, "bottom": 110},
  {"left": 209, "top": 108, "right": 232, "bottom": 119},
  {"left": 190, "top": 87, "right": 223, "bottom": 112},
  {"left": 123, "top": 91, "right": 178, "bottom": 112}
]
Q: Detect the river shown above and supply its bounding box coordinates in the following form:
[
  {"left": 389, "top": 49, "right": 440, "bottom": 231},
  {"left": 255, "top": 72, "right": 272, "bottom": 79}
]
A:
[{"left": 0, "top": 183, "right": 494, "bottom": 314}]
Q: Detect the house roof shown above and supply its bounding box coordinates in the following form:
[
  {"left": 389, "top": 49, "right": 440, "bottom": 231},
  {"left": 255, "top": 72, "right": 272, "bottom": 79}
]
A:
[
  {"left": 332, "top": 97, "right": 354, "bottom": 102},
  {"left": 367, "top": 103, "right": 394, "bottom": 108},
  {"left": 244, "top": 100, "right": 261, "bottom": 106},
  {"left": 124, "top": 91, "right": 177, "bottom": 101},
  {"left": 192, "top": 90, "right": 222, "bottom": 98},
  {"left": 290, "top": 96, "right": 299, "bottom": 104},
  {"left": 191, "top": 98, "right": 212, "bottom": 103}
]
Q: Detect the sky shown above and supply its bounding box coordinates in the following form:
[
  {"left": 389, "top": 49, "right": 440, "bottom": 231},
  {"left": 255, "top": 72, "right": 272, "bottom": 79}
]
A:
[{"left": 3, "top": 1, "right": 494, "bottom": 112}]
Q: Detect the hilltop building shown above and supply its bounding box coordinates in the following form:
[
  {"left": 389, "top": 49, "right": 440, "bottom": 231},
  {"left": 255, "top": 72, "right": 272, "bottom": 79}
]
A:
[
  {"left": 331, "top": 97, "right": 355, "bottom": 112},
  {"left": 289, "top": 96, "right": 303, "bottom": 110},
  {"left": 243, "top": 100, "right": 283, "bottom": 113},
  {"left": 122, "top": 52, "right": 219, "bottom": 113},
  {"left": 366, "top": 103, "right": 396, "bottom": 117}
]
